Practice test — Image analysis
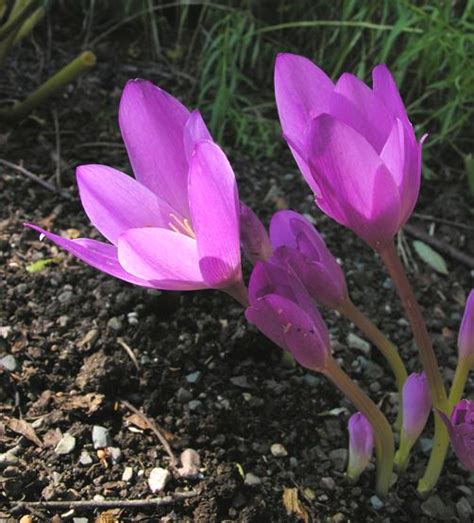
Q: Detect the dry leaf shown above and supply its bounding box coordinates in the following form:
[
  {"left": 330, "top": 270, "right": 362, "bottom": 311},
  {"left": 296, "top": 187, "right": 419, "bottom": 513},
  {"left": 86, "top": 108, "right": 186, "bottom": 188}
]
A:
[
  {"left": 282, "top": 487, "right": 309, "bottom": 523},
  {"left": 56, "top": 392, "right": 104, "bottom": 414},
  {"left": 95, "top": 510, "right": 119, "bottom": 523},
  {"left": 6, "top": 417, "right": 43, "bottom": 447},
  {"left": 125, "top": 413, "right": 150, "bottom": 431}
]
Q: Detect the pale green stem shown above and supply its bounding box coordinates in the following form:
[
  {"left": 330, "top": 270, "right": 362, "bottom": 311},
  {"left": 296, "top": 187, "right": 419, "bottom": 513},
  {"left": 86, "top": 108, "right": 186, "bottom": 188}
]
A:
[
  {"left": 417, "top": 357, "right": 471, "bottom": 494},
  {"left": 338, "top": 297, "right": 407, "bottom": 428},
  {"left": 323, "top": 358, "right": 394, "bottom": 496},
  {"left": 0, "top": 51, "right": 96, "bottom": 120}
]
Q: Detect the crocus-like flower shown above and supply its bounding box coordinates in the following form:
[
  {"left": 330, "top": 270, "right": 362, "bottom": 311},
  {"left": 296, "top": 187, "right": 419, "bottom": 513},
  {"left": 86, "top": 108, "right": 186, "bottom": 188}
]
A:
[
  {"left": 245, "top": 259, "right": 330, "bottom": 370},
  {"left": 401, "top": 371, "right": 432, "bottom": 444},
  {"left": 347, "top": 412, "right": 374, "bottom": 481},
  {"left": 239, "top": 202, "right": 272, "bottom": 264},
  {"left": 269, "top": 210, "right": 347, "bottom": 308},
  {"left": 458, "top": 290, "right": 474, "bottom": 362},
  {"left": 27, "top": 80, "right": 245, "bottom": 298},
  {"left": 439, "top": 400, "right": 474, "bottom": 470},
  {"left": 274, "top": 53, "right": 424, "bottom": 249}
]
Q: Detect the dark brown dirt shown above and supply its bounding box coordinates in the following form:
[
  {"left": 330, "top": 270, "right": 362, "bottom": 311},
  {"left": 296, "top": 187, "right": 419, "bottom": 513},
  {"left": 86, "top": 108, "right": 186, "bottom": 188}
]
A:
[{"left": 0, "top": 9, "right": 473, "bottom": 523}]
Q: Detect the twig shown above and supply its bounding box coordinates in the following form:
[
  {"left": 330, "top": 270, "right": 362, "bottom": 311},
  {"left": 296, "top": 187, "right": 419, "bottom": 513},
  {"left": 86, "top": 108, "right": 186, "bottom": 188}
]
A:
[
  {"left": 403, "top": 223, "right": 474, "bottom": 269},
  {"left": 116, "top": 337, "right": 140, "bottom": 372},
  {"left": 11, "top": 491, "right": 198, "bottom": 510},
  {"left": 0, "top": 158, "right": 72, "bottom": 200},
  {"left": 120, "top": 399, "right": 178, "bottom": 467},
  {"left": 52, "top": 109, "right": 61, "bottom": 187},
  {"left": 413, "top": 212, "right": 474, "bottom": 232}
]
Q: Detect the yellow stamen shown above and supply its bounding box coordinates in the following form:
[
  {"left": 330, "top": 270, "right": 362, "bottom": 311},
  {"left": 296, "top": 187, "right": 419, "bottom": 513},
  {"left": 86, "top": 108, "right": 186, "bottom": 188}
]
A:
[{"left": 168, "top": 213, "right": 196, "bottom": 239}]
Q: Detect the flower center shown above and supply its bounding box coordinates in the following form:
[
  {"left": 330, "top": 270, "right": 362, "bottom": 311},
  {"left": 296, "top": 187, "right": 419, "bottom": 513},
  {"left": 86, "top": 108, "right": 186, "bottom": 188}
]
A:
[{"left": 168, "top": 213, "right": 196, "bottom": 239}]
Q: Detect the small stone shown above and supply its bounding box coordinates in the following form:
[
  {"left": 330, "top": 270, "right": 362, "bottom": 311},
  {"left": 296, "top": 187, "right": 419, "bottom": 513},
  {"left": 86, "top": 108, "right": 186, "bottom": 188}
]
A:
[
  {"left": 303, "top": 374, "right": 320, "bottom": 387},
  {"left": 107, "top": 317, "right": 122, "bottom": 331},
  {"left": 328, "top": 448, "right": 348, "bottom": 471},
  {"left": 122, "top": 466, "right": 133, "bottom": 482},
  {"left": 108, "top": 447, "right": 122, "bottom": 464},
  {"left": 370, "top": 495, "right": 384, "bottom": 510},
  {"left": 177, "top": 448, "right": 201, "bottom": 478},
  {"left": 0, "top": 354, "right": 17, "bottom": 372},
  {"left": 185, "top": 371, "right": 202, "bottom": 384},
  {"left": 420, "top": 437, "right": 433, "bottom": 454},
  {"left": 421, "top": 495, "right": 454, "bottom": 519},
  {"left": 270, "top": 443, "right": 288, "bottom": 457},
  {"left": 148, "top": 467, "right": 170, "bottom": 493},
  {"left": 177, "top": 387, "right": 192, "bottom": 403},
  {"left": 456, "top": 497, "right": 472, "bottom": 521},
  {"left": 0, "top": 450, "right": 18, "bottom": 466},
  {"left": 73, "top": 519, "right": 89, "bottom": 523},
  {"left": 92, "top": 425, "right": 111, "bottom": 449},
  {"left": 230, "top": 375, "right": 252, "bottom": 389},
  {"left": 79, "top": 450, "right": 93, "bottom": 466},
  {"left": 320, "top": 477, "right": 336, "bottom": 490},
  {"left": 58, "top": 290, "right": 73, "bottom": 305},
  {"left": 244, "top": 473, "right": 262, "bottom": 486},
  {"left": 55, "top": 433, "right": 76, "bottom": 455},
  {"left": 347, "top": 333, "right": 371, "bottom": 355},
  {"left": 188, "top": 400, "right": 202, "bottom": 411},
  {"left": 93, "top": 495, "right": 105, "bottom": 502},
  {"left": 19, "top": 516, "right": 33, "bottom": 523}
]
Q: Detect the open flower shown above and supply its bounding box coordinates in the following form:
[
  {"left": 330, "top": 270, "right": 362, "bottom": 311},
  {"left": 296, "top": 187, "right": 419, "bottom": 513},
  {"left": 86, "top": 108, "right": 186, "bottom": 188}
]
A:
[
  {"left": 439, "top": 400, "right": 474, "bottom": 470},
  {"left": 270, "top": 210, "right": 347, "bottom": 308},
  {"left": 274, "top": 53, "right": 424, "bottom": 249},
  {"left": 347, "top": 412, "right": 374, "bottom": 481},
  {"left": 245, "top": 259, "right": 330, "bottom": 370},
  {"left": 458, "top": 289, "right": 474, "bottom": 362},
  {"left": 27, "top": 80, "right": 244, "bottom": 298}
]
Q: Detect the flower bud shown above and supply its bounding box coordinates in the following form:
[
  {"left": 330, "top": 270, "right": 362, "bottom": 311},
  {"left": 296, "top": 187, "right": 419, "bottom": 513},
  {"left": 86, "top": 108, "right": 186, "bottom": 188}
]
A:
[
  {"left": 239, "top": 202, "right": 272, "bottom": 264},
  {"left": 245, "top": 260, "right": 330, "bottom": 370},
  {"left": 270, "top": 210, "right": 347, "bottom": 308},
  {"left": 439, "top": 399, "right": 474, "bottom": 470},
  {"left": 347, "top": 412, "right": 374, "bottom": 481},
  {"left": 402, "top": 371, "right": 432, "bottom": 443},
  {"left": 458, "top": 289, "right": 474, "bottom": 362}
]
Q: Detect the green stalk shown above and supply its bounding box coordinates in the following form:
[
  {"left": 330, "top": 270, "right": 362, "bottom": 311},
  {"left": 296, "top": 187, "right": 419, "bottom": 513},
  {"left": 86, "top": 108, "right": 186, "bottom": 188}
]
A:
[
  {"left": 378, "top": 242, "right": 447, "bottom": 409},
  {"left": 13, "top": 6, "right": 45, "bottom": 44},
  {"left": 338, "top": 298, "right": 408, "bottom": 395},
  {"left": 417, "top": 357, "right": 471, "bottom": 494},
  {"left": 378, "top": 242, "right": 448, "bottom": 493},
  {"left": 0, "top": 51, "right": 96, "bottom": 121},
  {"left": 323, "top": 358, "right": 394, "bottom": 496},
  {"left": 0, "top": 0, "right": 37, "bottom": 42}
]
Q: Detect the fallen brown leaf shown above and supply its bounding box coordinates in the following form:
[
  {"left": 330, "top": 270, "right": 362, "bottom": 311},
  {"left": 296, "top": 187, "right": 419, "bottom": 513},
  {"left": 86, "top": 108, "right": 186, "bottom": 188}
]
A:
[
  {"left": 282, "top": 487, "right": 309, "bottom": 523},
  {"left": 5, "top": 417, "right": 43, "bottom": 447}
]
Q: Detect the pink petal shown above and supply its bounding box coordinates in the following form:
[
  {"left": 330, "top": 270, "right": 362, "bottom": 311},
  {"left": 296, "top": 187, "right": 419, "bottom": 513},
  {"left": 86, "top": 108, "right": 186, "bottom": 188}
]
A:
[
  {"left": 183, "top": 110, "right": 213, "bottom": 163},
  {"left": 308, "top": 114, "right": 402, "bottom": 248},
  {"left": 76, "top": 164, "right": 176, "bottom": 245},
  {"left": 330, "top": 73, "right": 393, "bottom": 153},
  {"left": 269, "top": 210, "right": 300, "bottom": 250},
  {"left": 25, "top": 224, "right": 152, "bottom": 287},
  {"left": 274, "top": 53, "right": 334, "bottom": 188},
  {"left": 117, "top": 227, "right": 206, "bottom": 291},
  {"left": 189, "top": 141, "right": 242, "bottom": 288},
  {"left": 380, "top": 119, "right": 420, "bottom": 224},
  {"left": 372, "top": 65, "right": 410, "bottom": 127},
  {"left": 119, "top": 80, "right": 190, "bottom": 217}
]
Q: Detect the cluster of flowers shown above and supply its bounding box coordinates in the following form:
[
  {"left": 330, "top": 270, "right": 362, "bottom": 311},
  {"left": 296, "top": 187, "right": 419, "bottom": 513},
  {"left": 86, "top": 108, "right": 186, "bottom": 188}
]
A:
[{"left": 27, "top": 53, "right": 473, "bottom": 496}]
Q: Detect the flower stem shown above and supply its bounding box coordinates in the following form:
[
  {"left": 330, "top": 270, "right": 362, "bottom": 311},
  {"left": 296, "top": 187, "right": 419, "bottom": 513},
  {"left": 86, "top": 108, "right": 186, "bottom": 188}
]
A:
[
  {"left": 324, "top": 358, "right": 394, "bottom": 496},
  {"left": 417, "top": 358, "right": 470, "bottom": 494},
  {"left": 338, "top": 298, "right": 407, "bottom": 393},
  {"left": 378, "top": 242, "right": 447, "bottom": 409}
]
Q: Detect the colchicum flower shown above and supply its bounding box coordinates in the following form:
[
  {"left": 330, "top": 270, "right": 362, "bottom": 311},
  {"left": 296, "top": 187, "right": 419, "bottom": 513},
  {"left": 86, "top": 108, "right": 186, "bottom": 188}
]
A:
[
  {"left": 27, "top": 80, "right": 245, "bottom": 300},
  {"left": 439, "top": 400, "right": 474, "bottom": 471},
  {"left": 274, "top": 53, "right": 424, "bottom": 250},
  {"left": 347, "top": 412, "right": 374, "bottom": 481},
  {"left": 245, "top": 259, "right": 330, "bottom": 370},
  {"left": 395, "top": 371, "right": 431, "bottom": 469},
  {"left": 269, "top": 210, "right": 347, "bottom": 308},
  {"left": 458, "top": 290, "right": 474, "bottom": 362},
  {"left": 239, "top": 202, "right": 272, "bottom": 264}
]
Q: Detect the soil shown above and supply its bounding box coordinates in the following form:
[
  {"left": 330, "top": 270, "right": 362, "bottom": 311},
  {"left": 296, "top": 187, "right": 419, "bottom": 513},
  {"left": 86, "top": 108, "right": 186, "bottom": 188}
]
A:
[{"left": 1, "top": 9, "right": 473, "bottom": 523}]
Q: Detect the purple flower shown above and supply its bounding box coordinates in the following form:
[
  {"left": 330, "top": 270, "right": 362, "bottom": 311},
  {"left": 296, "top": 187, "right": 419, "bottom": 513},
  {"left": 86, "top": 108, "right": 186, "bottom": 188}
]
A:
[
  {"left": 458, "top": 290, "right": 474, "bottom": 361},
  {"left": 402, "top": 371, "right": 432, "bottom": 443},
  {"left": 239, "top": 202, "right": 272, "bottom": 264},
  {"left": 347, "top": 412, "right": 374, "bottom": 481},
  {"left": 439, "top": 400, "right": 474, "bottom": 470},
  {"left": 26, "top": 80, "right": 243, "bottom": 295},
  {"left": 274, "top": 53, "right": 424, "bottom": 249},
  {"left": 269, "top": 210, "right": 347, "bottom": 308},
  {"left": 245, "top": 260, "right": 330, "bottom": 370}
]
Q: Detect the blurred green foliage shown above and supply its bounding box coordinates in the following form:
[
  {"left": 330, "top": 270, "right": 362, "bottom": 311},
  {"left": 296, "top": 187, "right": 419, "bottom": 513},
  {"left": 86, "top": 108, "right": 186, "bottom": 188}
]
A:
[{"left": 63, "top": 1, "right": 474, "bottom": 174}]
